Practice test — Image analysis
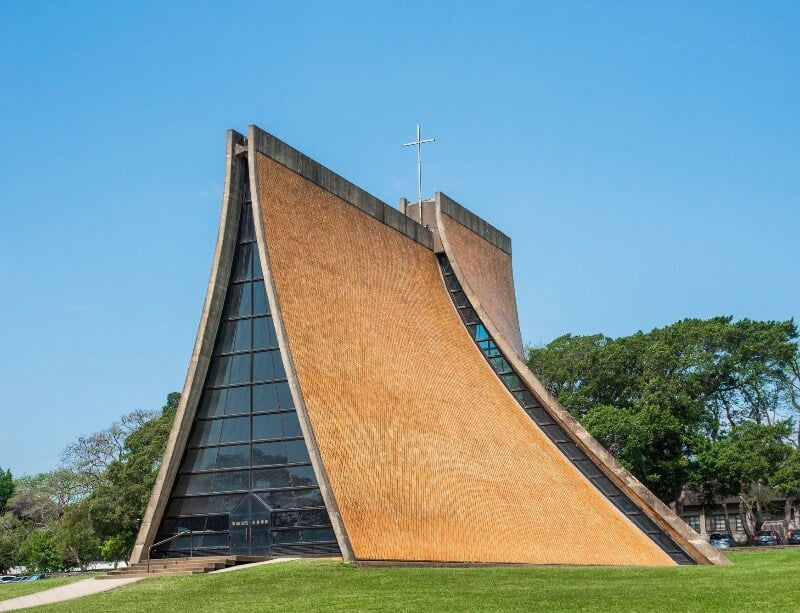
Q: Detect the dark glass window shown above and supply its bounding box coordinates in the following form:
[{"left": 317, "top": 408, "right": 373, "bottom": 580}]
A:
[
  {"left": 273, "top": 509, "right": 330, "bottom": 528},
  {"left": 216, "top": 444, "right": 250, "bottom": 469},
  {"left": 254, "top": 350, "right": 284, "bottom": 382},
  {"left": 261, "top": 489, "right": 296, "bottom": 508},
  {"left": 225, "top": 386, "right": 250, "bottom": 415},
  {"left": 253, "top": 467, "right": 291, "bottom": 489},
  {"left": 489, "top": 356, "right": 512, "bottom": 374},
  {"left": 451, "top": 291, "right": 470, "bottom": 308},
  {"left": 253, "top": 413, "right": 284, "bottom": 440},
  {"left": 253, "top": 317, "right": 276, "bottom": 350},
  {"left": 286, "top": 439, "right": 311, "bottom": 463},
  {"left": 501, "top": 374, "right": 523, "bottom": 391},
  {"left": 181, "top": 447, "right": 217, "bottom": 472},
  {"left": 443, "top": 274, "right": 460, "bottom": 292},
  {"left": 232, "top": 244, "right": 254, "bottom": 281},
  {"left": 156, "top": 173, "right": 337, "bottom": 557},
  {"left": 253, "top": 281, "right": 268, "bottom": 315},
  {"left": 212, "top": 470, "right": 250, "bottom": 493},
  {"left": 208, "top": 354, "right": 250, "bottom": 387},
  {"left": 206, "top": 494, "right": 245, "bottom": 513},
  {"left": 189, "top": 420, "right": 223, "bottom": 447},
  {"left": 272, "top": 530, "right": 301, "bottom": 544},
  {"left": 290, "top": 465, "right": 317, "bottom": 487},
  {"left": 253, "top": 441, "right": 289, "bottom": 466},
  {"left": 197, "top": 390, "right": 225, "bottom": 418},
  {"left": 277, "top": 382, "right": 294, "bottom": 409},
  {"left": 301, "top": 528, "right": 336, "bottom": 542},
  {"left": 219, "top": 416, "right": 250, "bottom": 443},
  {"left": 294, "top": 489, "right": 324, "bottom": 507},
  {"left": 253, "top": 382, "right": 281, "bottom": 412},
  {"left": 252, "top": 248, "right": 263, "bottom": 278},
  {"left": 459, "top": 307, "right": 480, "bottom": 325},
  {"left": 224, "top": 282, "right": 252, "bottom": 318},
  {"left": 283, "top": 412, "right": 303, "bottom": 437}
]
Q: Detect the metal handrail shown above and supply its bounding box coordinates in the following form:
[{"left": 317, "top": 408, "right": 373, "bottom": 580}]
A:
[{"left": 147, "top": 529, "right": 192, "bottom": 573}]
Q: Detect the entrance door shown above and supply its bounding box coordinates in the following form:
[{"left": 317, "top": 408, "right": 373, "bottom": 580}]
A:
[{"left": 230, "top": 494, "right": 272, "bottom": 556}]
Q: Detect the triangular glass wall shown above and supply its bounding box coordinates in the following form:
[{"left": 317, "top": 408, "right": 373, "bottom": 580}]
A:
[{"left": 153, "top": 172, "right": 340, "bottom": 558}]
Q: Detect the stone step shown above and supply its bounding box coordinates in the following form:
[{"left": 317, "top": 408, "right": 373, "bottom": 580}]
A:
[
  {"left": 107, "top": 565, "right": 219, "bottom": 577},
  {"left": 98, "top": 555, "right": 267, "bottom": 579},
  {"left": 127, "top": 561, "right": 229, "bottom": 571},
  {"left": 134, "top": 555, "right": 236, "bottom": 565},
  {"left": 96, "top": 570, "right": 206, "bottom": 579}
]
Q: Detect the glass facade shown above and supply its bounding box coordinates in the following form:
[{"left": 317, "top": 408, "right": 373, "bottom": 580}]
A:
[
  {"left": 154, "top": 173, "right": 338, "bottom": 558},
  {"left": 438, "top": 254, "right": 695, "bottom": 565}
]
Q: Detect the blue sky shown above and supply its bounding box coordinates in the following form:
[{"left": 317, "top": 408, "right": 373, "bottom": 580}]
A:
[{"left": 1, "top": 2, "right": 797, "bottom": 476}]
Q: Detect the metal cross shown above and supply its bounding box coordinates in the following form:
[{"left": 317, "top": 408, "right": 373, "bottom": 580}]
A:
[{"left": 403, "top": 124, "right": 435, "bottom": 223}]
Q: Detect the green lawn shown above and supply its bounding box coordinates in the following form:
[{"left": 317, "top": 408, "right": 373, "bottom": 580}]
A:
[
  {"left": 0, "top": 575, "right": 91, "bottom": 602},
  {"left": 23, "top": 549, "right": 800, "bottom": 612}
]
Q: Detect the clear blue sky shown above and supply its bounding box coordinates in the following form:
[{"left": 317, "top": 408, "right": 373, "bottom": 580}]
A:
[{"left": 1, "top": 2, "right": 797, "bottom": 476}]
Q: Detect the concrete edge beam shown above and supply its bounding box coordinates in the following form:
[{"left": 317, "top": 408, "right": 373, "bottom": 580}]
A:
[
  {"left": 437, "top": 191, "right": 512, "bottom": 255},
  {"left": 250, "top": 125, "right": 433, "bottom": 250}
]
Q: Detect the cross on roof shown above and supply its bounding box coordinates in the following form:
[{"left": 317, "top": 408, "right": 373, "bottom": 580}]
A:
[{"left": 402, "top": 124, "right": 435, "bottom": 223}]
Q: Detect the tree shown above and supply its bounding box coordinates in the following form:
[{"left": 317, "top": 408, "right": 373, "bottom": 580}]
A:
[
  {"left": 6, "top": 471, "right": 84, "bottom": 526},
  {"left": 583, "top": 404, "right": 691, "bottom": 504},
  {"left": 99, "top": 535, "right": 129, "bottom": 566},
  {"left": 788, "top": 354, "right": 800, "bottom": 443},
  {"left": 695, "top": 421, "right": 792, "bottom": 541},
  {"left": 527, "top": 317, "right": 799, "bottom": 507},
  {"left": 55, "top": 504, "right": 100, "bottom": 570},
  {"left": 0, "top": 468, "right": 13, "bottom": 514},
  {"left": 85, "top": 393, "right": 179, "bottom": 558},
  {"left": 61, "top": 409, "right": 156, "bottom": 491},
  {"left": 773, "top": 448, "right": 800, "bottom": 500},
  {"left": 7, "top": 474, "right": 60, "bottom": 526},
  {"left": 0, "top": 513, "right": 26, "bottom": 573},
  {"left": 17, "top": 528, "right": 67, "bottom": 573}
]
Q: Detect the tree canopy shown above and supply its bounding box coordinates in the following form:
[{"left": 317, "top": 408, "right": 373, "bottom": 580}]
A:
[
  {"left": 0, "top": 393, "right": 178, "bottom": 572},
  {"left": 528, "top": 316, "right": 800, "bottom": 524}
]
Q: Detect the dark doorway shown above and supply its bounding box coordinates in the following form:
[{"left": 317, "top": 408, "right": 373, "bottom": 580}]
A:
[{"left": 230, "top": 493, "right": 272, "bottom": 556}]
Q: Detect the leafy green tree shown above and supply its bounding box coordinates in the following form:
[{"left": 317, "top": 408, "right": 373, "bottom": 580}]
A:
[
  {"left": 7, "top": 474, "right": 60, "bottom": 525},
  {"left": 86, "top": 393, "right": 179, "bottom": 559},
  {"left": 583, "top": 404, "right": 690, "bottom": 504},
  {"left": 0, "top": 468, "right": 13, "bottom": 514},
  {"left": 61, "top": 409, "right": 157, "bottom": 491},
  {"left": 7, "top": 470, "right": 84, "bottom": 525},
  {"left": 695, "top": 421, "right": 792, "bottom": 541},
  {"left": 17, "top": 528, "right": 67, "bottom": 573},
  {"left": 773, "top": 448, "right": 800, "bottom": 500},
  {"left": 99, "top": 534, "right": 129, "bottom": 566},
  {"left": 55, "top": 504, "right": 100, "bottom": 570},
  {"left": 527, "top": 317, "right": 799, "bottom": 507},
  {"left": 0, "top": 512, "right": 26, "bottom": 573}
]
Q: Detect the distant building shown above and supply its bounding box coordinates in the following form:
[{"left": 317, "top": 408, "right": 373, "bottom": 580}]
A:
[
  {"left": 130, "top": 126, "right": 726, "bottom": 566},
  {"left": 681, "top": 488, "right": 799, "bottom": 542}
]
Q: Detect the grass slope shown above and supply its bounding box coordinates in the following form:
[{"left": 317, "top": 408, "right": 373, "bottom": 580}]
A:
[
  {"left": 0, "top": 575, "right": 90, "bottom": 602},
  {"left": 26, "top": 549, "right": 800, "bottom": 612}
]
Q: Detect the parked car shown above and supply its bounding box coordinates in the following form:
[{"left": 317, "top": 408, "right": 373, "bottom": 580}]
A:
[
  {"left": 0, "top": 576, "right": 19, "bottom": 583},
  {"left": 709, "top": 533, "right": 735, "bottom": 549},
  {"left": 760, "top": 520, "right": 788, "bottom": 543},
  {"left": 756, "top": 531, "right": 781, "bottom": 546},
  {"left": 788, "top": 529, "right": 800, "bottom": 545}
]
